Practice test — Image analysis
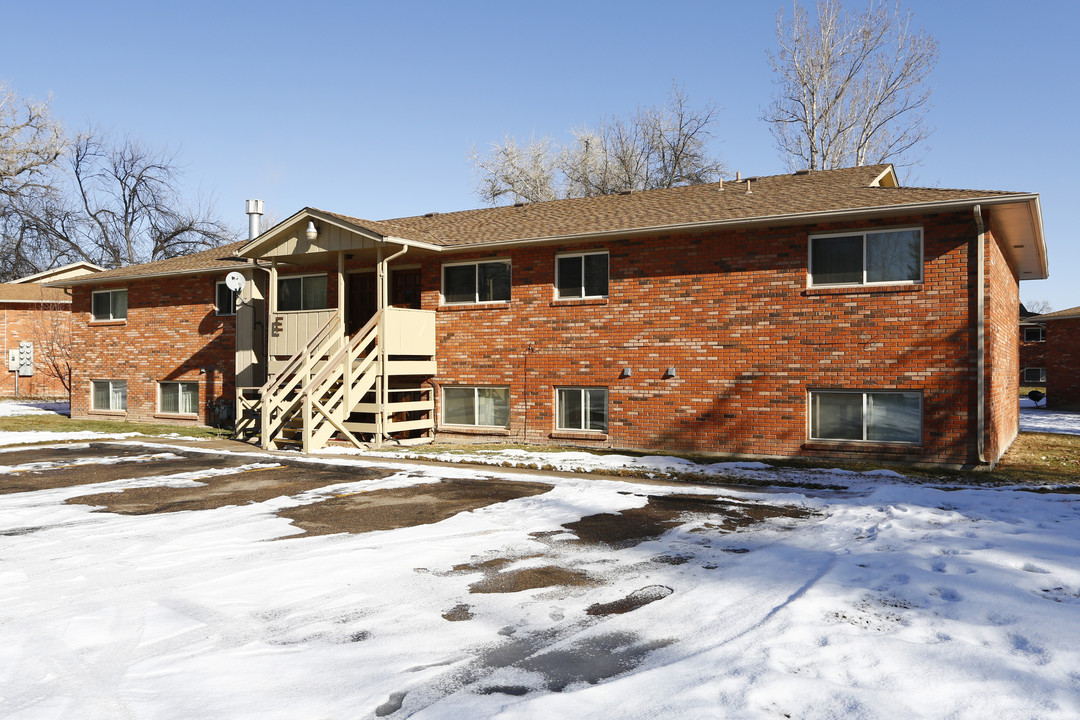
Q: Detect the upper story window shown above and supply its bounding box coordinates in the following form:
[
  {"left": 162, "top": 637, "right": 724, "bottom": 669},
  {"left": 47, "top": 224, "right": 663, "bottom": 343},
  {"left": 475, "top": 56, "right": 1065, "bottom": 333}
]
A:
[
  {"left": 91, "top": 289, "right": 127, "bottom": 321},
  {"left": 277, "top": 274, "right": 327, "bottom": 312},
  {"left": 216, "top": 281, "right": 238, "bottom": 316},
  {"left": 556, "top": 251, "right": 608, "bottom": 299},
  {"left": 1024, "top": 326, "right": 1046, "bottom": 342},
  {"left": 809, "top": 228, "right": 923, "bottom": 287},
  {"left": 442, "top": 260, "right": 511, "bottom": 304}
]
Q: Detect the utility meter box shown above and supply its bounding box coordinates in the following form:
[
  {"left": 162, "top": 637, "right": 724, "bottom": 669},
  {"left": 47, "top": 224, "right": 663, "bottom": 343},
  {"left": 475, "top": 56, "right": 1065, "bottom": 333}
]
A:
[
  {"left": 17, "top": 341, "right": 33, "bottom": 377},
  {"left": 7, "top": 349, "right": 17, "bottom": 372}
]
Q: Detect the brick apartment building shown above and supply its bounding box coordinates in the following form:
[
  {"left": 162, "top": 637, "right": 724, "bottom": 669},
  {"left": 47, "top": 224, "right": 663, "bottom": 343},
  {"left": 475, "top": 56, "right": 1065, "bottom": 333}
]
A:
[
  {"left": 1019, "top": 303, "right": 1048, "bottom": 388},
  {"left": 56, "top": 165, "right": 1048, "bottom": 467},
  {"left": 1033, "top": 306, "right": 1080, "bottom": 410},
  {"left": 2, "top": 263, "right": 102, "bottom": 398}
]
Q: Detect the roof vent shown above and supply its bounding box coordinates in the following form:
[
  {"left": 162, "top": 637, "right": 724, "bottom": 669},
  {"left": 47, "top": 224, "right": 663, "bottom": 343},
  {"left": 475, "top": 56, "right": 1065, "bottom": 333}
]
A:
[
  {"left": 618, "top": 189, "right": 633, "bottom": 196},
  {"left": 423, "top": 211, "right": 439, "bottom": 218},
  {"left": 513, "top": 201, "right": 526, "bottom": 207},
  {"left": 795, "top": 168, "right": 811, "bottom": 175},
  {"left": 736, "top": 171, "right": 741, "bottom": 181},
  {"left": 744, "top": 176, "right": 760, "bottom": 183}
]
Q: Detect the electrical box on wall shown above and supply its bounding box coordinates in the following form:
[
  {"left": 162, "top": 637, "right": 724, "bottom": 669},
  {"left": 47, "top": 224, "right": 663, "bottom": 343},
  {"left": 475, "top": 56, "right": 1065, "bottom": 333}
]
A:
[
  {"left": 17, "top": 341, "right": 33, "bottom": 377},
  {"left": 7, "top": 349, "right": 17, "bottom": 372}
]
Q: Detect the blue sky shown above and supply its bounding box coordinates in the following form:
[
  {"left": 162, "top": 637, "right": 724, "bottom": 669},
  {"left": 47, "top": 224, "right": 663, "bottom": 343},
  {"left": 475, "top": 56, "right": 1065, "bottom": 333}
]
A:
[{"left": 2, "top": 0, "right": 1076, "bottom": 310}]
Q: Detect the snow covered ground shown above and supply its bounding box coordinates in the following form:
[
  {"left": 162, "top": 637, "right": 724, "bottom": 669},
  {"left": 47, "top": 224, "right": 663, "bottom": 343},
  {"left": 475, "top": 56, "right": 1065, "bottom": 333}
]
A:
[
  {"left": 1020, "top": 408, "right": 1080, "bottom": 435},
  {"left": 1, "top": 440, "right": 1078, "bottom": 719}
]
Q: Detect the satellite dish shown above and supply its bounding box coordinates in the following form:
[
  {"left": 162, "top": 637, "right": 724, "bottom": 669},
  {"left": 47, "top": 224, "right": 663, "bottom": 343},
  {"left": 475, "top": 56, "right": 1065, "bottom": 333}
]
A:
[{"left": 225, "top": 271, "right": 246, "bottom": 292}]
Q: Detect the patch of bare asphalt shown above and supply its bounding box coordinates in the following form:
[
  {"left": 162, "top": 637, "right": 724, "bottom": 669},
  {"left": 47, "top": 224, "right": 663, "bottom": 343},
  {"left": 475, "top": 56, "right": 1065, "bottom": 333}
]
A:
[
  {"left": 446, "top": 555, "right": 594, "bottom": 595},
  {"left": 0, "top": 451, "right": 258, "bottom": 495},
  {"left": 586, "top": 585, "right": 674, "bottom": 616},
  {"left": 0, "top": 443, "right": 155, "bottom": 465},
  {"left": 277, "top": 477, "right": 552, "bottom": 538},
  {"left": 555, "top": 492, "right": 814, "bottom": 548},
  {"left": 66, "top": 464, "right": 393, "bottom": 515}
]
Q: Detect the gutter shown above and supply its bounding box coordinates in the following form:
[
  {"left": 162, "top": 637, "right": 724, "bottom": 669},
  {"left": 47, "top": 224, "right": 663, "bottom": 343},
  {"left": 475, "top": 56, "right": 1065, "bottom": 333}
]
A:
[{"left": 973, "top": 205, "right": 986, "bottom": 464}]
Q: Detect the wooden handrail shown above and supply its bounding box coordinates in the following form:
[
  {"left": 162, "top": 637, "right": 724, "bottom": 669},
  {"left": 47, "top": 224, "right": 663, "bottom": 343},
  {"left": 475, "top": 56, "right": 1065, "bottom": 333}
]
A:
[{"left": 261, "top": 310, "right": 342, "bottom": 398}]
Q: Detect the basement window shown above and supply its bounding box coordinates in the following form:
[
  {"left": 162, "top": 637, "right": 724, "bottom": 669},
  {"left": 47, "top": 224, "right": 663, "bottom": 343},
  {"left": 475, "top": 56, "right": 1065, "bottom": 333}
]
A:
[
  {"left": 1023, "top": 367, "right": 1047, "bottom": 384},
  {"left": 443, "top": 386, "right": 510, "bottom": 428},
  {"left": 92, "top": 380, "right": 127, "bottom": 412},
  {"left": 441, "top": 260, "right": 511, "bottom": 304},
  {"left": 159, "top": 381, "right": 199, "bottom": 415},
  {"left": 809, "top": 390, "right": 921, "bottom": 444},
  {"left": 91, "top": 289, "right": 127, "bottom": 321},
  {"left": 556, "top": 387, "right": 608, "bottom": 433},
  {"left": 556, "top": 251, "right": 608, "bottom": 299},
  {"left": 809, "top": 228, "right": 922, "bottom": 287},
  {"left": 277, "top": 274, "right": 327, "bottom": 312}
]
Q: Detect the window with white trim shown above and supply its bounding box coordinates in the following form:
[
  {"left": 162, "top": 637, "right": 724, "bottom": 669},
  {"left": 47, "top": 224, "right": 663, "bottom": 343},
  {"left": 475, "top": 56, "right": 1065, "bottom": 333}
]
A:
[
  {"left": 277, "top": 274, "right": 328, "bottom": 312},
  {"left": 92, "top": 380, "right": 127, "bottom": 411},
  {"left": 556, "top": 251, "right": 608, "bottom": 299},
  {"left": 556, "top": 387, "right": 608, "bottom": 432},
  {"left": 1024, "top": 326, "right": 1045, "bottom": 342},
  {"left": 810, "top": 390, "right": 921, "bottom": 444},
  {"left": 442, "top": 386, "right": 510, "bottom": 427},
  {"left": 216, "top": 281, "right": 238, "bottom": 316},
  {"left": 91, "top": 289, "right": 127, "bottom": 321},
  {"left": 809, "top": 228, "right": 922, "bottom": 287},
  {"left": 159, "top": 381, "right": 199, "bottom": 415},
  {"left": 441, "top": 260, "right": 511, "bottom": 304},
  {"left": 1023, "top": 368, "right": 1047, "bottom": 384}
]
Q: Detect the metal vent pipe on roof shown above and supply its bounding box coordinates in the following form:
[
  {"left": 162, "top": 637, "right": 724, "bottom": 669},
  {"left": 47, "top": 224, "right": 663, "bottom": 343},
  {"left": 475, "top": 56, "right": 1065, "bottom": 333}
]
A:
[{"left": 245, "top": 199, "right": 264, "bottom": 240}]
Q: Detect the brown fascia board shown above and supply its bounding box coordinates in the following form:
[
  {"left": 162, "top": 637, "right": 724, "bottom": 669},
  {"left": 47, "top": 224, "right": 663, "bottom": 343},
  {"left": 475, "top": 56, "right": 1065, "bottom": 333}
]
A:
[{"left": 46, "top": 263, "right": 246, "bottom": 288}]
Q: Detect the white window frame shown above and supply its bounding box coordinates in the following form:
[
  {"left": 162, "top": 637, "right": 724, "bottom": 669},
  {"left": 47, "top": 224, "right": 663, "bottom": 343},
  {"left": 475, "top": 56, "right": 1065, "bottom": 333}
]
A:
[
  {"left": 276, "top": 273, "right": 328, "bottom": 313},
  {"left": 555, "top": 251, "right": 609, "bottom": 299},
  {"left": 158, "top": 381, "right": 200, "bottom": 415},
  {"left": 441, "top": 385, "right": 511, "bottom": 428},
  {"left": 440, "top": 259, "right": 511, "bottom": 305},
  {"left": 808, "top": 226, "right": 924, "bottom": 288},
  {"left": 808, "top": 389, "right": 923, "bottom": 444},
  {"left": 215, "top": 281, "right": 238, "bottom": 316},
  {"left": 1023, "top": 367, "right": 1047, "bottom": 384},
  {"left": 91, "top": 288, "right": 128, "bottom": 321},
  {"left": 555, "top": 386, "right": 609, "bottom": 433},
  {"left": 91, "top": 380, "right": 127, "bottom": 412},
  {"left": 1023, "top": 326, "right": 1046, "bottom": 343}
]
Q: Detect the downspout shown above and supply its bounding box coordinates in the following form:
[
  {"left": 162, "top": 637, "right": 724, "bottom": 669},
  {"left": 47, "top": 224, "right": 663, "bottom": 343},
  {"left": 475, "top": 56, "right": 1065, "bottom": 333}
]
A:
[
  {"left": 377, "top": 243, "right": 409, "bottom": 442},
  {"left": 973, "top": 205, "right": 986, "bottom": 464}
]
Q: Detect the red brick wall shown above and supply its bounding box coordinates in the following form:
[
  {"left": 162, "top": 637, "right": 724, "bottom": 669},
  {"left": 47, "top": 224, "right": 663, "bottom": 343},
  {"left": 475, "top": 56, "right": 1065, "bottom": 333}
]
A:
[
  {"left": 1, "top": 302, "right": 72, "bottom": 398},
  {"left": 984, "top": 227, "right": 1020, "bottom": 463},
  {"left": 422, "top": 210, "right": 986, "bottom": 465},
  {"left": 1047, "top": 317, "right": 1080, "bottom": 410},
  {"left": 70, "top": 275, "right": 236, "bottom": 426}
]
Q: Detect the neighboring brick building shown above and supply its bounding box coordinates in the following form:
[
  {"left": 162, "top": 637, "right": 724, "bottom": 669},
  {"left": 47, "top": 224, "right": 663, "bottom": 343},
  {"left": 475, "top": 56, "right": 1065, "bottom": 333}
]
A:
[
  {"left": 1019, "top": 304, "right": 1047, "bottom": 387},
  {"left": 57, "top": 164, "right": 1049, "bottom": 467},
  {"left": 1036, "top": 306, "right": 1080, "bottom": 410}
]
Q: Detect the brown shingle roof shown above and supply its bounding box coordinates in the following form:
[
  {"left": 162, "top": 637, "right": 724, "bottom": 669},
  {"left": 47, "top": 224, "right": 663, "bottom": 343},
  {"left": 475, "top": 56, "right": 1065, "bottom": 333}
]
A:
[
  {"left": 1034, "top": 306, "right": 1080, "bottom": 321},
  {"left": 0, "top": 283, "right": 72, "bottom": 303},
  {"left": 320, "top": 165, "right": 1026, "bottom": 248},
  {"left": 53, "top": 240, "right": 250, "bottom": 285}
]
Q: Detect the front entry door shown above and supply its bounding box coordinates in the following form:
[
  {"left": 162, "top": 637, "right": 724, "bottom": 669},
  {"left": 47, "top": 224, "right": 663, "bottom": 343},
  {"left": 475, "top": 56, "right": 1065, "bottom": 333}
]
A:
[
  {"left": 391, "top": 269, "right": 422, "bottom": 309},
  {"left": 347, "top": 273, "right": 376, "bottom": 336}
]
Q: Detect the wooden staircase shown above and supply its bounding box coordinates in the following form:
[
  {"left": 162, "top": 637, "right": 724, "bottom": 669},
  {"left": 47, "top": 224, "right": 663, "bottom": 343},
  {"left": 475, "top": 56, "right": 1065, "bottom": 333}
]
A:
[{"left": 237, "top": 308, "right": 435, "bottom": 452}]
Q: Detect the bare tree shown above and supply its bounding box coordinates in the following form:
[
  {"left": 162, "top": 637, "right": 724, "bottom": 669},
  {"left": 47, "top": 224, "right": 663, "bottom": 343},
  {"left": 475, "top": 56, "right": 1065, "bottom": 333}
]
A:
[
  {"left": 9, "top": 131, "right": 236, "bottom": 273},
  {"left": 472, "top": 85, "right": 725, "bottom": 205},
  {"left": 1025, "top": 300, "right": 1052, "bottom": 315},
  {"left": 30, "top": 296, "right": 73, "bottom": 398},
  {"left": 0, "top": 84, "right": 65, "bottom": 202},
  {"left": 762, "top": 0, "right": 938, "bottom": 171}
]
